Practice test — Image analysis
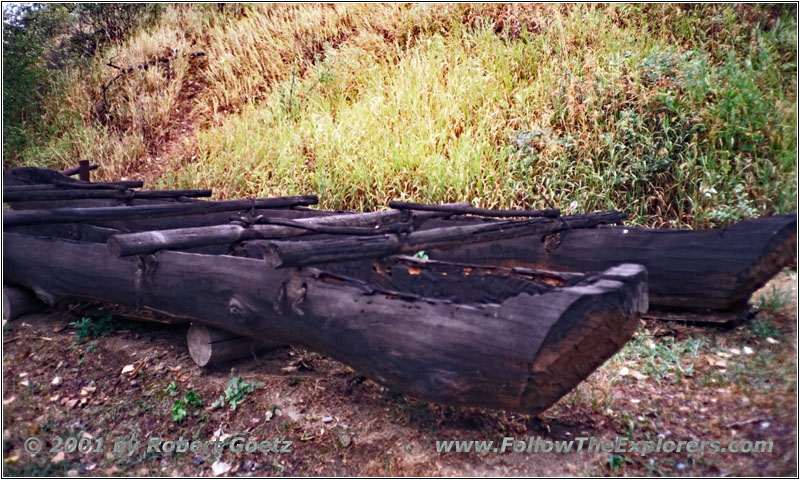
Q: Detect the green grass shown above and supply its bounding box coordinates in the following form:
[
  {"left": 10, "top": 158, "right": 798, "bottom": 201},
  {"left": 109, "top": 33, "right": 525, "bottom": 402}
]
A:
[
  {"left": 613, "top": 328, "right": 708, "bottom": 385},
  {"left": 5, "top": 4, "right": 797, "bottom": 227}
]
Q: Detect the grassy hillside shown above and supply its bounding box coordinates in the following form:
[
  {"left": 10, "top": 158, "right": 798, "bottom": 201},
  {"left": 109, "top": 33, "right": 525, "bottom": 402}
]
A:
[{"left": 5, "top": 4, "right": 797, "bottom": 227}]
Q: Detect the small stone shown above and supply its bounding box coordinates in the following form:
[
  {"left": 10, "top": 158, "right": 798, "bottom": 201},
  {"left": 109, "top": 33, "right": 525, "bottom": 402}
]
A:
[
  {"left": 743, "top": 346, "right": 754, "bottom": 355},
  {"left": 52, "top": 452, "right": 66, "bottom": 463},
  {"left": 676, "top": 462, "right": 685, "bottom": 471},
  {"left": 211, "top": 460, "right": 231, "bottom": 476},
  {"left": 321, "top": 416, "right": 334, "bottom": 423},
  {"left": 760, "top": 421, "right": 771, "bottom": 430},
  {"left": 19, "top": 379, "right": 30, "bottom": 387},
  {"left": 66, "top": 469, "right": 79, "bottom": 477},
  {"left": 51, "top": 376, "right": 62, "bottom": 386},
  {"left": 766, "top": 337, "right": 779, "bottom": 345},
  {"left": 3, "top": 396, "right": 16, "bottom": 406}
]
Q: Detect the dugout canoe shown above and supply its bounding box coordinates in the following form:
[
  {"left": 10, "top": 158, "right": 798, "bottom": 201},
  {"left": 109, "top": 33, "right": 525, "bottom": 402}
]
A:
[
  {"left": 3, "top": 220, "right": 647, "bottom": 415},
  {"left": 4, "top": 166, "right": 795, "bottom": 313}
]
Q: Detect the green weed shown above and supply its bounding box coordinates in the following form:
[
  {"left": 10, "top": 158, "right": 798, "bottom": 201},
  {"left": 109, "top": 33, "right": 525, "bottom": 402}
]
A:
[
  {"left": 172, "top": 389, "right": 204, "bottom": 423},
  {"left": 212, "top": 376, "right": 263, "bottom": 411}
]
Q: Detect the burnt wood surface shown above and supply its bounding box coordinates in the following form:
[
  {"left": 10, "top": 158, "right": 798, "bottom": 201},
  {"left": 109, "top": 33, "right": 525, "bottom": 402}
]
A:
[
  {"left": 263, "top": 211, "right": 626, "bottom": 268},
  {"left": 4, "top": 231, "right": 646, "bottom": 415}
]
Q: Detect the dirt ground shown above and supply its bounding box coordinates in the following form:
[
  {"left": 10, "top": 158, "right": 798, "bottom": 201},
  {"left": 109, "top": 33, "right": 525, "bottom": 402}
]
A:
[{"left": 2, "top": 271, "right": 797, "bottom": 477}]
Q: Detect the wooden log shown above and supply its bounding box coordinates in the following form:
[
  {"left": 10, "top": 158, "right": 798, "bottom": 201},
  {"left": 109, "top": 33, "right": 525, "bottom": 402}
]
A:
[
  {"left": 263, "top": 211, "right": 626, "bottom": 268},
  {"left": 3, "top": 188, "right": 212, "bottom": 203},
  {"left": 3, "top": 166, "right": 143, "bottom": 188},
  {"left": 4, "top": 231, "right": 647, "bottom": 415},
  {"left": 389, "top": 200, "right": 560, "bottom": 218},
  {"left": 3, "top": 195, "right": 319, "bottom": 227},
  {"left": 43, "top": 206, "right": 335, "bottom": 232},
  {"left": 3, "top": 181, "right": 145, "bottom": 191},
  {"left": 107, "top": 206, "right": 469, "bottom": 256},
  {"left": 428, "top": 213, "right": 797, "bottom": 312},
  {"left": 3, "top": 285, "right": 46, "bottom": 321},
  {"left": 60, "top": 162, "right": 99, "bottom": 176},
  {"left": 187, "top": 323, "right": 284, "bottom": 367}
]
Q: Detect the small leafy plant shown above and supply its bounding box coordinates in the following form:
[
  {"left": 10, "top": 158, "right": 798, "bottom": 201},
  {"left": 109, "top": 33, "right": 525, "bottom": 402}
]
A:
[
  {"left": 69, "top": 310, "right": 117, "bottom": 343},
  {"left": 172, "top": 389, "right": 204, "bottom": 423},
  {"left": 166, "top": 381, "right": 180, "bottom": 397},
  {"left": 212, "top": 376, "right": 264, "bottom": 411},
  {"left": 412, "top": 250, "right": 429, "bottom": 260}
]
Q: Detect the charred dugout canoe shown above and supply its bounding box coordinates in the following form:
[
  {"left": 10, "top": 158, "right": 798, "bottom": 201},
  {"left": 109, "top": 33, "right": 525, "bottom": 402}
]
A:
[
  {"left": 3, "top": 221, "right": 647, "bottom": 415},
  {"left": 4, "top": 167, "right": 794, "bottom": 313},
  {"left": 422, "top": 214, "right": 797, "bottom": 313}
]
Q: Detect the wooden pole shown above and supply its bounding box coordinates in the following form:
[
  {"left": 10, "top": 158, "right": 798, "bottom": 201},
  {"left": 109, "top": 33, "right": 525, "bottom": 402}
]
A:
[
  {"left": 78, "top": 160, "right": 91, "bottom": 182},
  {"left": 107, "top": 206, "right": 468, "bottom": 256},
  {"left": 60, "top": 162, "right": 99, "bottom": 177},
  {"left": 263, "top": 211, "right": 626, "bottom": 268},
  {"left": 389, "top": 201, "right": 559, "bottom": 218},
  {"left": 3, "top": 181, "right": 145, "bottom": 191},
  {"left": 3, "top": 188, "right": 213, "bottom": 203},
  {"left": 3, "top": 195, "right": 319, "bottom": 227}
]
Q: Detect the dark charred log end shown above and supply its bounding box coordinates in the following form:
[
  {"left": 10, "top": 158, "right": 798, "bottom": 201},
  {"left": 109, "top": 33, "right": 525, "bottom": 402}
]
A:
[
  {"left": 518, "top": 264, "right": 647, "bottom": 415},
  {"left": 520, "top": 310, "right": 641, "bottom": 416},
  {"left": 734, "top": 214, "right": 797, "bottom": 304}
]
